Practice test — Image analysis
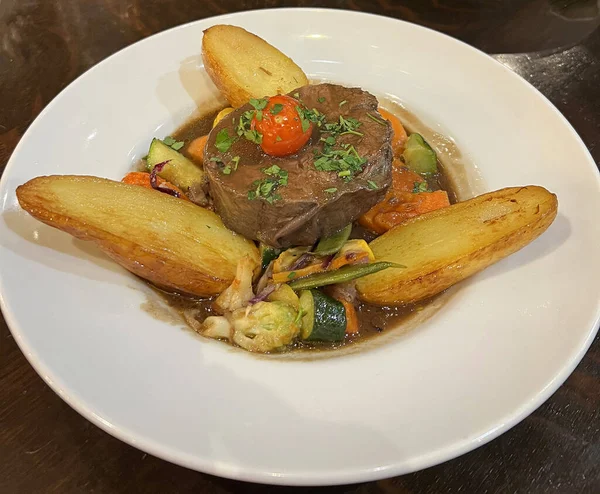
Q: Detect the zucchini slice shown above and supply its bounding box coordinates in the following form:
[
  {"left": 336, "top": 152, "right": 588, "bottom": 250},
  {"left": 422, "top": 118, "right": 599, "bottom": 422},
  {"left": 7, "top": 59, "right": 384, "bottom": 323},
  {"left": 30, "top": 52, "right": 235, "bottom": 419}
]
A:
[
  {"left": 402, "top": 133, "right": 438, "bottom": 175},
  {"left": 259, "top": 243, "right": 281, "bottom": 270},
  {"left": 147, "top": 138, "right": 204, "bottom": 192},
  {"left": 299, "top": 289, "right": 346, "bottom": 342}
]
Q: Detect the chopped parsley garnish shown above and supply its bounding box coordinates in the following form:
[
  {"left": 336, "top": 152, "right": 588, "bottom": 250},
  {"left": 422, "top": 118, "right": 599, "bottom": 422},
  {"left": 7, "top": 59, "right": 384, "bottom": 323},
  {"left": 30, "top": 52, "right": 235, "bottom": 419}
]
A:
[
  {"left": 236, "top": 110, "right": 264, "bottom": 145},
  {"left": 263, "top": 164, "right": 288, "bottom": 185},
  {"left": 366, "top": 113, "right": 387, "bottom": 126},
  {"left": 288, "top": 271, "right": 297, "bottom": 279},
  {"left": 244, "top": 129, "right": 263, "bottom": 144},
  {"left": 270, "top": 103, "right": 284, "bottom": 115},
  {"left": 275, "top": 135, "right": 282, "bottom": 142},
  {"left": 296, "top": 106, "right": 326, "bottom": 130},
  {"left": 236, "top": 110, "right": 254, "bottom": 135},
  {"left": 211, "top": 155, "right": 240, "bottom": 175},
  {"left": 367, "top": 180, "right": 378, "bottom": 190},
  {"left": 215, "top": 129, "right": 236, "bottom": 153},
  {"left": 317, "top": 96, "right": 326, "bottom": 103},
  {"left": 162, "top": 136, "right": 185, "bottom": 151},
  {"left": 339, "top": 100, "right": 348, "bottom": 107},
  {"left": 323, "top": 115, "right": 362, "bottom": 136},
  {"left": 324, "top": 187, "right": 338, "bottom": 193},
  {"left": 293, "top": 92, "right": 300, "bottom": 99},
  {"left": 313, "top": 144, "right": 367, "bottom": 181},
  {"left": 311, "top": 114, "right": 367, "bottom": 180},
  {"left": 249, "top": 98, "right": 268, "bottom": 110},
  {"left": 222, "top": 156, "right": 241, "bottom": 175},
  {"left": 413, "top": 181, "right": 429, "bottom": 193},
  {"left": 295, "top": 106, "right": 313, "bottom": 133},
  {"left": 248, "top": 165, "right": 288, "bottom": 203}
]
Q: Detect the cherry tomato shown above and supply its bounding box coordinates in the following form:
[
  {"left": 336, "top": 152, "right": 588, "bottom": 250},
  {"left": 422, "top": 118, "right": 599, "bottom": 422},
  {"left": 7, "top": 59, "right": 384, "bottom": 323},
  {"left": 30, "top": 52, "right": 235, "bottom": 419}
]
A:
[{"left": 252, "top": 95, "right": 313, "bottom": 156}]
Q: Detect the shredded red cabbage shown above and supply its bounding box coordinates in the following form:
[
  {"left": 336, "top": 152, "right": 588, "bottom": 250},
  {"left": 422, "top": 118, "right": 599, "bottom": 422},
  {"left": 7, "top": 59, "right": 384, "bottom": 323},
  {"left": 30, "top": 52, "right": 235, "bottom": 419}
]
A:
[
  {"left": 289, "top": 252, "right": 313, "bottom": 271},
  {"left": 249, "top": 284, "right": 279, "bottom": 304},
  {"left": 321, "top": 254, "right": 335, "bottom": 269},
  {"left": 149, "top": 160, "right": 181, "bottom": 198}
]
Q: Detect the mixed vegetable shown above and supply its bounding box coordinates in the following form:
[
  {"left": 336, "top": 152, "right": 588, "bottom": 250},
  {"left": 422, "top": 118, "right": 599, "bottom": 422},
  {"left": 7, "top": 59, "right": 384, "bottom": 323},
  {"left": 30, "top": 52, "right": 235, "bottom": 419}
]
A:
[{"left": 112, "top": 95, "right": 452, "bottom": 353}]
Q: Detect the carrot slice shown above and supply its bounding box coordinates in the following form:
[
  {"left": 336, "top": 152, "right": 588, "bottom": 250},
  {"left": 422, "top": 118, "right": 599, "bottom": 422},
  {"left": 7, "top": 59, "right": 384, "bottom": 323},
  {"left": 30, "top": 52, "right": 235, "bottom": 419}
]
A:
[
  {"left": 379, "top": 108, "right": 408, "bottom": 156},
  {"left": 372, "top": 190, "right": 450, "bottom": 231},
  {"left": 340, "top": 300, "right": 359, "bottom": 335},
  {"left": 187, "top": 135, "right": 208, "bottom": 164},
  {"left": 413, "top": 190, "right": 450, "bottom": 215},
  {"left": 121, "top": 172, "right": 188, "bottom": 200}
]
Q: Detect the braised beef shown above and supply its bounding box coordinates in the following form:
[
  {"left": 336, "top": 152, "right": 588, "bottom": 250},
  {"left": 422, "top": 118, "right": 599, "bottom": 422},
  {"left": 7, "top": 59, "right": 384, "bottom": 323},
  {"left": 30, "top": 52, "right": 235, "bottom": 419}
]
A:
[{"left": 204, "top": 83, "right": 393, "bottom": 248}]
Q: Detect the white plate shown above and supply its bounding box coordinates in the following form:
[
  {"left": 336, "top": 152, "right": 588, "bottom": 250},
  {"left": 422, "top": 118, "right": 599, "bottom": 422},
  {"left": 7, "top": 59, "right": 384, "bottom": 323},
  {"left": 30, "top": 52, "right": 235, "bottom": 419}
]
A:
[{"left": 1, "top": 8, "right": 599, "bottom": 486}]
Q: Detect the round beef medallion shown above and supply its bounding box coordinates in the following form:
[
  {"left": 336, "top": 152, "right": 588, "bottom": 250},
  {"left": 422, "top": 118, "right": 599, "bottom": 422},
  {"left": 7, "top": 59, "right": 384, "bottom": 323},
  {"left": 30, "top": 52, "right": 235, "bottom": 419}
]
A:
[{"left": 204, "top": 83, "right": 393, "bottom": 248}]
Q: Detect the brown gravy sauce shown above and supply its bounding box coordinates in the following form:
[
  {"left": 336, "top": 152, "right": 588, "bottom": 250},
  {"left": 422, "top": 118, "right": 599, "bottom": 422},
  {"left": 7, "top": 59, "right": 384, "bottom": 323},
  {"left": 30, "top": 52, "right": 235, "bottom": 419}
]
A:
[{"left": 140, "top": 93, "right": 480, "bottom": 357}]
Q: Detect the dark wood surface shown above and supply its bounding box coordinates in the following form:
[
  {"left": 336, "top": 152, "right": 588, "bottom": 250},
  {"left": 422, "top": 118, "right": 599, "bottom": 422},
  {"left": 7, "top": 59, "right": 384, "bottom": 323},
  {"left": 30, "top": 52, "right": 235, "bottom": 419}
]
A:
[{"left": 1, "top": 1, "right": 599, "bottom": 492}]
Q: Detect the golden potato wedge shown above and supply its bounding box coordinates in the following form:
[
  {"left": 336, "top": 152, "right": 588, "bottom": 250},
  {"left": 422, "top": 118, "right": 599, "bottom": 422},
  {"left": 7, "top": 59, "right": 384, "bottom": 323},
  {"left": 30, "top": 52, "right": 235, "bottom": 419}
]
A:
[
  {"left": 16, "top": 176, "right": 260, "bottom": 297},
  {"left": 356, "top": 186, "right": 558, "bottom": 305},
  {"left": 202, "top": 25, "right": 309, "bottom": 107}
]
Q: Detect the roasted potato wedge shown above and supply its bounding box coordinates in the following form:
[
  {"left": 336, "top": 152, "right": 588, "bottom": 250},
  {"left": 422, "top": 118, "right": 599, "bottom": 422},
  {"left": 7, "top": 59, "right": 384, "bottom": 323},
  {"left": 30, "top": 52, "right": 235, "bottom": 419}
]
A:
[
  {"left": 16, "top": 176, "right": 260, "bottom": 297},
  {"left": 356, "top": 186, "right": 558, "bottom": 305},
  {"left": 202, "top": 25, "right": 309, "bottom": 107}
]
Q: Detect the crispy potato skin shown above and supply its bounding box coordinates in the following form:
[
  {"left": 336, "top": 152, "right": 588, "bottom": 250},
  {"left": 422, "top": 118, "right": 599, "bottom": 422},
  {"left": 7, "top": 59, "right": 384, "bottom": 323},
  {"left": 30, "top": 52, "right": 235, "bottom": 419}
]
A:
[
  {"left": 202, "top": 25, "right": 309, "bottom": 107},
  {"left": 356, "top": 186, "right": 558, "bottom": 305},
  {"left": 16, "top": 176, "right": 260, "bottom": 297}
]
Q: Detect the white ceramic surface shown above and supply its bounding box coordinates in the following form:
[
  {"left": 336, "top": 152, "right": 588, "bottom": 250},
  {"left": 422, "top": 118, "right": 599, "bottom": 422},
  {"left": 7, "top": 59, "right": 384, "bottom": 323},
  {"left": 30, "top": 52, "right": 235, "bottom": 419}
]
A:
[{"left": 1, "top": 8, "right": 599, "bottom": 486}]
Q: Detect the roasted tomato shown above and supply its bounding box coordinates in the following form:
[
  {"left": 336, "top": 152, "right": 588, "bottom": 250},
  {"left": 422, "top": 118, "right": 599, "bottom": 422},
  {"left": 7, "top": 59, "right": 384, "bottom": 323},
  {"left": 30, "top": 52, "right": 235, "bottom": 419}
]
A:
[{"left": 252, "top": 95, "right": 313, "bottom": 156}]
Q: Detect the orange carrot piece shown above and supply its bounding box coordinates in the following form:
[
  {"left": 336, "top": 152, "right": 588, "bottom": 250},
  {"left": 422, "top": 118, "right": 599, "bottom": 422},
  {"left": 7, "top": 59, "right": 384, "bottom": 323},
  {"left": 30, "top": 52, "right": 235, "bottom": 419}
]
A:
[
  {"left": 392, "top": 160, "right": 426, "bottom": 192},
  {"left": 379, "top": 108, "right": 408, "bottom": 156},
  {"left": 372, "top": 190, "right": 450, "bottom": 231},
  {"left": 187, "top": 135, "right": 208, "bottom": 164},
  {"left": 121, "top": 172, "right": 188, "bottom": 200},
  {"left": 413, "top": 190, "right": 450, "bottom": 215},
  {"left": 340, "top": 300, "right": 359, "bottom": 335}
]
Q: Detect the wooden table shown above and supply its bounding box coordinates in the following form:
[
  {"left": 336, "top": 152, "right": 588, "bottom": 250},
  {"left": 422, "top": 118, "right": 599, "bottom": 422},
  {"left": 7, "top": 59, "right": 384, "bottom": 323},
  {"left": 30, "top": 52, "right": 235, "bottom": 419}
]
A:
[{"left": 1, "top": 1, "right": 599, "bottom": 492}]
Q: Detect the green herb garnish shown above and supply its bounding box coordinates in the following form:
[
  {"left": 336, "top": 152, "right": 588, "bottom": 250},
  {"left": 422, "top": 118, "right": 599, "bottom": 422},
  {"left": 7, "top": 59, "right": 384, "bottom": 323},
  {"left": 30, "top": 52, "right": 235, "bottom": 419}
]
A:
[
  {"left": 339, "top": 100, "right": 347, "bottom": 107},
  {"left": 317, "top": 96, "right": 326, "bottom": 103},
  {"left": 296, "top": 106, "right": 326, "bottom": 130},
  {"left": 270, "top": 103, "right": 284, "bottom": 115},
  {"left": 215, "top": 129, "right": 236, "bottom": 153},
  {"left": 366, "top": 113, "right": 387, "bottom": 126},
  {"left": 275, "top": 135, "right": 282, "bottom": 142},
  {"left": 237, "top": 110, "right": 254, "bottom": 136},
  {"left": 313, "top": 142, "right": 367, "bottom": 181},
  {"left": 323, "top": 115, "right": 362, "bottom": 136},
  {"left": 367, "top": 180, "right": 378, "bottom": 190},
  {"left": 324, "top": 187, "right": 338, "bottom": 193},
  {"left": 248, "top": 165, "right": 288, "bottom": 203},
  {"left": 413, "top": 181, "right": 429, "bottom": 193},
  {"left": 249, "top": 98, "right": 268, "bottom": 110},
  {"left": 244, "top": 129, "right": 263, "bottom": 144},
  {"left": 162, "top": 136, "right": 185, "bottom": 151},
  {"left": 288, "top": 271, "right": 297, "bottom": 279}
]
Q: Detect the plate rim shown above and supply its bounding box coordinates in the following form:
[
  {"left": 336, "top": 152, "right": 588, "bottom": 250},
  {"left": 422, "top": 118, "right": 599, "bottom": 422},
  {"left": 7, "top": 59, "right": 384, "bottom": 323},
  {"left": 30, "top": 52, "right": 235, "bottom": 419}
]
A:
[{"left": 1, "top": 7, "right": 599, "bottom": 486}]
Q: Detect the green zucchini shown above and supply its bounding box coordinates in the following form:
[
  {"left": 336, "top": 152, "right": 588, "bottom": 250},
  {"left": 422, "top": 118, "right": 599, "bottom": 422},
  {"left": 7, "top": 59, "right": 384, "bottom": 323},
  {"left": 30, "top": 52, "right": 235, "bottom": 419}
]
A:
[
  {"left": 289, "top": 261, "right": 404, "bottom": 291},
  {"left": 260, "top": 243, "right": 281, "bottom": 270},
  {"left": 299, "top": 290, "right": 346, "bottom": 341},
  {"left": 403, "top": 133, "right": 438, "bottom": 175},
  {"left": 146, "top": 138, "right": 204, "bottom": 192},
  {"left": 314, "top": 224, "right": 352, "bottom": 256}
]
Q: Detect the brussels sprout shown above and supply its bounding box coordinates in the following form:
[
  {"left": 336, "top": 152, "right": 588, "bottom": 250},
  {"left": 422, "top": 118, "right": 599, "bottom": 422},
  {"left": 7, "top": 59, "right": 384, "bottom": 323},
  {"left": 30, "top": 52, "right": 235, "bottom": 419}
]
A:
[{"left": 231, "top": 301, "right": 300, "bottom": 353}]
